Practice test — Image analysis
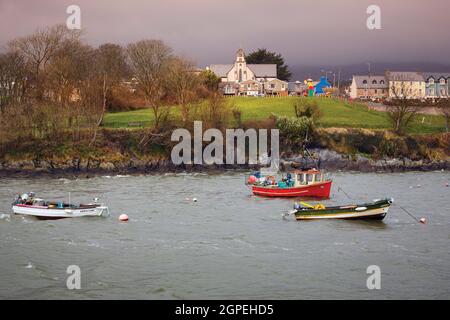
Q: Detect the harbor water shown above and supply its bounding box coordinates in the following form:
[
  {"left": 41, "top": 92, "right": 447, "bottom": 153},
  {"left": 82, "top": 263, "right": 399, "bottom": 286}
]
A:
[{"left": 0, "top": 171, "right": 449, "bottom": 299}]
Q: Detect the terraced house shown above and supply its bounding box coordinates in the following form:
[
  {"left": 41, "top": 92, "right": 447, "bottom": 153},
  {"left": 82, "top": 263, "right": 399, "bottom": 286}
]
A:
[
  {"left": 207, "top": 49, "right": 288, "bottom": 96},
  {"left": 349, "top": 75, "right": 388, "bottom": 100},
  {"left": 385, "top": 71, "right": 426, "bottom": 99},
  {"left": 423, "top": 73, "right": 450, "bottom": 98}
]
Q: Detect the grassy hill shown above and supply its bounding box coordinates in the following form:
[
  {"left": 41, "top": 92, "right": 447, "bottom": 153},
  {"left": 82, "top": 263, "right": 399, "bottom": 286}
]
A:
[{"left": 103, "top": 97, "right": 445, "bottom": 134}]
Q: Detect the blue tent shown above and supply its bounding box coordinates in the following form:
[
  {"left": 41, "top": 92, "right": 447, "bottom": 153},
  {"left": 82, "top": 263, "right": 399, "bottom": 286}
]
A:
[{"left": 314, "top": 76, "right": 331, "bottom": 95}]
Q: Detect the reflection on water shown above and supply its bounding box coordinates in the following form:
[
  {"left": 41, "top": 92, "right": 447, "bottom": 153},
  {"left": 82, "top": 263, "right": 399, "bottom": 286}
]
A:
[{"left": 0, "top": 171, "right": 449, "bottom": 299}]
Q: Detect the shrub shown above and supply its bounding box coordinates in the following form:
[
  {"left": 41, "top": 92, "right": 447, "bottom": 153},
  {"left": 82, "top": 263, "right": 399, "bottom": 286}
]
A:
[
  {"left": 293, "top": 98, "right": 322, "bottom": 121},
  {"left": 273, "top": 114, "right": 314, "bottom": 152}
]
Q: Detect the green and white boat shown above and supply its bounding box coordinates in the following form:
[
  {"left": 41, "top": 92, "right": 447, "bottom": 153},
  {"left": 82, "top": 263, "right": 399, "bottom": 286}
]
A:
[{"left": 289, "top": 198, "right": 394, "bottom": 221}]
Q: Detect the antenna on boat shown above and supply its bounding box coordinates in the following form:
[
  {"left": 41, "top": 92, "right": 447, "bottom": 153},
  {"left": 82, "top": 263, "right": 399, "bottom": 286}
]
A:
[
  {"left": 69, "top": 192, "right": 71, "bottom": 208},
  {"left": 301, "top": 127, "right": 320, "bottom": 170}
]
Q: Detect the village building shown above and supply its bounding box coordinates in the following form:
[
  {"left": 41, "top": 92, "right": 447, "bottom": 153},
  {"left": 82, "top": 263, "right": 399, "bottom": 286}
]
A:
[
  {"left": 288, "top": 81, "right": 307, "bottom": 96},
  {"left": 385, "top": 71, "right": 426, "bottom": 99},
  {"left": 239, "top": 79, "right": 263, "bottom": 96},
  {"left": 423, "top": 73, "right": 450, "bottom": 98},
  {"left": 349, "top": 75, "right": 388, "bottom": 100},
  {"left": 264, "top": 78, "right": 289, "bottom": 96},
  {"left": 207, "top": 49, "right": 288, "bottom": 96}
]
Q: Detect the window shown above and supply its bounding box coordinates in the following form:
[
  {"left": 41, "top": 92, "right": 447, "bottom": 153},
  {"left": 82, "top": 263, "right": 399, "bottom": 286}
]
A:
[
  {"left": 362, "top": 80, "right": 368, "bottom": 84},
  {"left": 380, "top": 80, "right": 385, "bottom": 84},
  {"left": 314, "top": 173, "right": 321, "bottom": 182},
  {"left": 375, "top": 89, "right": 378, "bottom": 94},
  {"left": 440, "top": 78, "right": 446, "bottom": 84},
  {"left": 372, "top": 80, "right": 377, "bottom": 84},
  {"left": 429, "top": 78, "right": 435, "bottom": 84},
  {"left": 298, "top": 174, "right": 305, "bottom": 184},
  {"left": 270, "top": 84, "right": 275, "bottom": 89},
  {"left": 307, "top": 174, "right": 313, "bottom": 183}
]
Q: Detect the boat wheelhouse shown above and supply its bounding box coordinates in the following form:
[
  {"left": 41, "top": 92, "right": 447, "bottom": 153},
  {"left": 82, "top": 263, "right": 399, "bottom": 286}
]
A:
[{"left": 248, "top": 168, "right": 332, "bottom": 198}]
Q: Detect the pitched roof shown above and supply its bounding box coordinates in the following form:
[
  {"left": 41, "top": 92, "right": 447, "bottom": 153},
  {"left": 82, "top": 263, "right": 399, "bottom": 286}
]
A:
[
  {"left": 422, "top": 72, "right": 450, "bottom": 80},
  {"left": 352, "top": 75, "right": 388, "bottom": 89},
  {"left": 208, "top": 64, "right": 233, "bottom": 78},
  {"left": 247, "top": 64, "right": 277, "bottom": 78},
  {"left": 267, "top": 78, "right": 288, "bottom": 84},
  {"left": 208, "top": 63, "right": 277, "bottom": 78},
  {"left": 386, "top": 71, "right": 424, "bottom": 82}
]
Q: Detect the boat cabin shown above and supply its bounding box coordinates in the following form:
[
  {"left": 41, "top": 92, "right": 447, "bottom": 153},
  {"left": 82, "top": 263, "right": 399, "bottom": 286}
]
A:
[{"left": 290, "top": 169, "right": 330, "bottom": 187}]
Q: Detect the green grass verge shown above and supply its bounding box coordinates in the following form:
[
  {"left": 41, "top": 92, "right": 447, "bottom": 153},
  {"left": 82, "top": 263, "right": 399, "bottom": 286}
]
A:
[{"left": 103, "top": 97, "right": 446, "bottom": 134}]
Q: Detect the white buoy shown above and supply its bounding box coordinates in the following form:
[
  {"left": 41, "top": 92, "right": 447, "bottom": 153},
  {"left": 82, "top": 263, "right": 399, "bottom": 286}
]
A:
[
  {"left": 419, "top": 218, "right": 427, "bottom": 224},
  {"left": 119, "top": 214, "right": 129, "bottom": 222},
  {"left": 192, "top": 198, "right": 197, "bottom": 202}
]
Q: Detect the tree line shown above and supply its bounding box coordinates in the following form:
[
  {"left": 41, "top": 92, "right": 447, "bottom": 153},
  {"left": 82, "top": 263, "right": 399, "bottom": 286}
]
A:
[{"left": 0, "top": 24, "right": 224, "bottom": 151}]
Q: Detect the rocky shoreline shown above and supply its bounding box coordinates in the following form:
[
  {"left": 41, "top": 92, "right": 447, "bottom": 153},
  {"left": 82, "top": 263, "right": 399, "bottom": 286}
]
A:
[{"left": 0, "top": 148, "right": 448, "bottom": 178}]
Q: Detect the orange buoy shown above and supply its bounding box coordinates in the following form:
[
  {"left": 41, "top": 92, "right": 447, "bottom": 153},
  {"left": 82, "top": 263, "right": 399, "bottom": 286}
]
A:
[
  {"left": 119, "top": 214, "right": 129, "bottom": 222},
  {"left": 419, "top": 218, "right": 427, "bottom": 224}
]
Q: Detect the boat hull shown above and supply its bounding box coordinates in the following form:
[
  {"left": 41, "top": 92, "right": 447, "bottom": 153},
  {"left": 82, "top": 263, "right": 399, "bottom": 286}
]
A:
[
  {"left": 252, "top": 180, "right": 332, "bottom": 198},
  {"left": 293, "top": 199, "right": 392, "bottom": 221},
  {"left": 12, "top": 204, "right": 109, "bottom": 219}
]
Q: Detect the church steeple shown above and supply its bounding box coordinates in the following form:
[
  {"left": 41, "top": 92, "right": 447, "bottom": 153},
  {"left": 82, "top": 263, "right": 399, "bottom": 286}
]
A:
[{"left": 236, "top": 48, "right": 245, "bottom": 63}]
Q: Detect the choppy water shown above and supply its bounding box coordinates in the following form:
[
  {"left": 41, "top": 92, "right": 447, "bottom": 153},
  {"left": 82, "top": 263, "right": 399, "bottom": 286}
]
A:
[{"left": 0, "top": 171, "right": 449, "bottom": 299}]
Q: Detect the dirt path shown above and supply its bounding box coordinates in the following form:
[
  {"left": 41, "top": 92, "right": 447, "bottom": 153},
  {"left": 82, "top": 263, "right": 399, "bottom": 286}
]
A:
[{"left": 366, "top": 102, "right": 442, "bottom": 115}]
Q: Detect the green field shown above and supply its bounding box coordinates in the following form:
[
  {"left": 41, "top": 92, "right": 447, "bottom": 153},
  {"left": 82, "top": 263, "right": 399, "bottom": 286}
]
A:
[{"left": 103, "top": 97, "right": 446, "bottom": 134}]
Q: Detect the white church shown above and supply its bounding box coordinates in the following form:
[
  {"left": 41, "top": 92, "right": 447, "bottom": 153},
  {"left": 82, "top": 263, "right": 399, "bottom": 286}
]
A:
[{"left": 207, "top": 49, "right": 288, "bottom": 96}]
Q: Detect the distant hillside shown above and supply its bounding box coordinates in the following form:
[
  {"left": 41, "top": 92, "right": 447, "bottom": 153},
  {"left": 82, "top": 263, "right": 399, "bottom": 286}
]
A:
[{"left": 289, "top": 62, "right": 450, "bottom": 82}]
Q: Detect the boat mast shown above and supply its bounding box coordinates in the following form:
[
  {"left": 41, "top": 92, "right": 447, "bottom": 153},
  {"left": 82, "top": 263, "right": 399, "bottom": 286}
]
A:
[{"left": 301, "top": 127, "right": 320, "bottom": 169}]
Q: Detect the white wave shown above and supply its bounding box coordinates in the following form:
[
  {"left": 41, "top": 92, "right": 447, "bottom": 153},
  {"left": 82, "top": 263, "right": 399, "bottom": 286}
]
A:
[{"left": 0, "top": 213, "right": 11, "bottom": 221}]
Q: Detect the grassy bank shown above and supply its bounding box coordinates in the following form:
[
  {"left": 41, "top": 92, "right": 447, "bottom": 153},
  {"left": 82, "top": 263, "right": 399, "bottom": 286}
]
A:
[{"left": 103, "top": 97, "right": 446, "bottom": 134}]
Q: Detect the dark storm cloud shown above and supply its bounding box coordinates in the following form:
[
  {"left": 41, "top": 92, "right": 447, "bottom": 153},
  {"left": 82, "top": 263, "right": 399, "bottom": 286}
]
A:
[{"left": 1, "top": 0, "right": 449, "bottom": 67}]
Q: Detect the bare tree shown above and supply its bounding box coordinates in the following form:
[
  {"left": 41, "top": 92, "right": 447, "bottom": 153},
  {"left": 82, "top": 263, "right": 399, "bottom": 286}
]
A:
[
  {"left": 386, "top": 81, "right": 420, "bottom": 134},
  {"left": 167, "top": 57, "right": 200, "bottom": 124},
  {"left": 46, "top": 40, "right": 96, "bottom": 140},
  {"left": 8, "top": 25, "right": 81, "bottom": 100},
  {"left": 89, "top": 43, "right": 128, "bottom": 145},
  {"left": 127, "top": 40, "right": 172, "bottom": 130},
  {"left": 0, "top": 51, "right": 29, "bottom": 112},
  {"left": 200, "top": 92, "right": 232, "bottom": 131}
]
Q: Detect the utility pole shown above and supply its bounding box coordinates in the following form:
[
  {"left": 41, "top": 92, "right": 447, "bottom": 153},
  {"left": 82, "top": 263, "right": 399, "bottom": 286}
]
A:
[{"left": 337, "top": 67, "right": 341, "bottom": 96}]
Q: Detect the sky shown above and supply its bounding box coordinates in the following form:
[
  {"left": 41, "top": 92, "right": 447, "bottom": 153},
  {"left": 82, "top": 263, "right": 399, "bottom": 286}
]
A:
[{"left": 1, "top": 0, "right": 449, "bottom": 70}]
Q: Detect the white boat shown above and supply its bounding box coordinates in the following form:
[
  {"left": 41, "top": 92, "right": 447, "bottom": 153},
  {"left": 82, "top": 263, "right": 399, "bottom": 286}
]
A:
[{"left": 12, "top": 193, "right": 110, "bottom": 219}]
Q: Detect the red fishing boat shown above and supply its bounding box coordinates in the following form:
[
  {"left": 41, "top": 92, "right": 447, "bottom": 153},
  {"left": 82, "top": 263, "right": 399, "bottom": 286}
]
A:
[{"left": 247, "top": 169, "right": 332, "bottom": 198}]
